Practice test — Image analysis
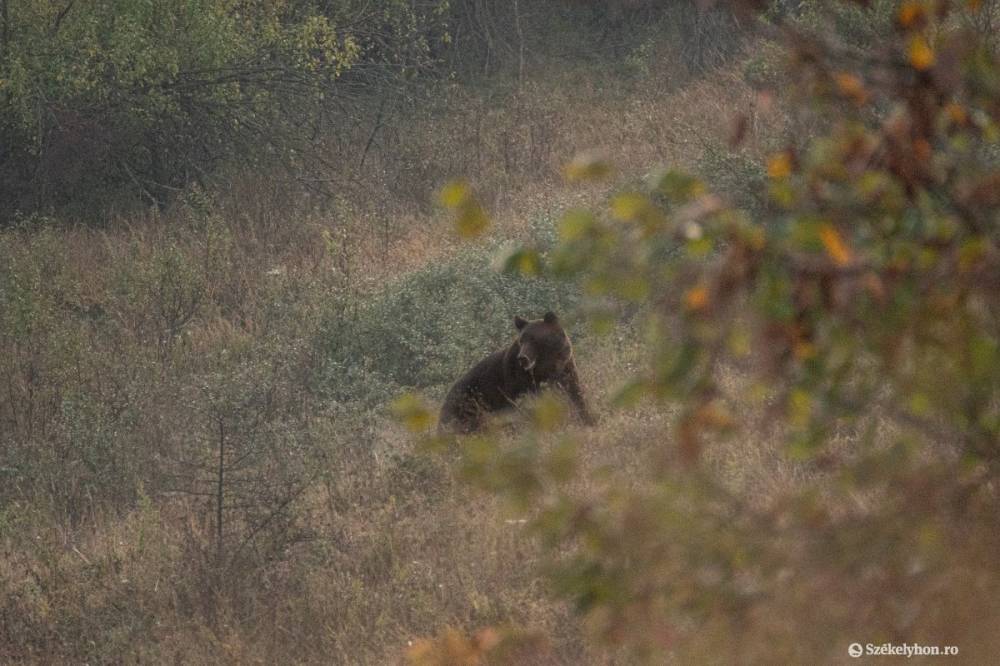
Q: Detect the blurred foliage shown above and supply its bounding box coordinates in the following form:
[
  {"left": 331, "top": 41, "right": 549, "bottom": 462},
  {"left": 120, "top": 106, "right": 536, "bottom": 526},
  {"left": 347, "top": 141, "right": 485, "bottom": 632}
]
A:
[
  {"left": 418, "top": 0, "right": 1000, "bottom": 661},
  {"left": 695, "top": 145, "right": 769, "bottom": 215}
]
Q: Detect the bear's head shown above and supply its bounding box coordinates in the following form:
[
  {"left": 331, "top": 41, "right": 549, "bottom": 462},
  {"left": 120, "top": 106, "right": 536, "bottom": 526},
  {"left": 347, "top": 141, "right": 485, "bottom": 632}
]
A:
[{"left": 513, "top": 311, "right": 573, "bottom": 379}]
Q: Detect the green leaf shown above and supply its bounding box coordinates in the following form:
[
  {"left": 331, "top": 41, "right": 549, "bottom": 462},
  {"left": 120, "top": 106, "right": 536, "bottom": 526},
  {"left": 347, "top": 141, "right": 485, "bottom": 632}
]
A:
[
  {"left": 564, "top": 153, "right": 613, "bottom": 182},
  {"left": 653, "top": 170, "right": 706, "bottom": 202},
  {"left": 559, "top": 209, "right": 598, "bottom": 241},
  {"left": 391, "top": 393, "right": 435, "bottom": 433},
  {"left": 494, "top": 245, "right": 543, "bottom": 276}
]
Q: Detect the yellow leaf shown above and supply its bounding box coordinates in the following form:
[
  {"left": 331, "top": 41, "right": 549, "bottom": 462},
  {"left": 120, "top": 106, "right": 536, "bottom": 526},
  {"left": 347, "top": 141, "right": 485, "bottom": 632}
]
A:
[
  {"left": 908, "top": 35, "right": 935, "bottom": 71},
  {"left": 391, "top": 394, "right": 435, "bottom": 433},
  {"left": 493, "top": 244, "right": 541, "bottom": 275},
  {"left": 767, "top": 152, "right": 792, "bottom": 180},
  {"left": 439, "top": 180, "right": 491, "bottom": 238},
  {"left": 514, "top": 251, "right": 540, "bottom": 275},
  {"left": 559, "top": 209, "right": 597, "bottom": 241},
  {"left": 438, "top": 180, "right": 471, "bottom": 208},
  {"left": 610, "top": 192, "right": 649, "bottom": 221},
  {"left": 818, "top": 224, "right": 852, "bottom": 266},
  {"left": 788, "top": 388, "right": 813, "bottom": 428}
]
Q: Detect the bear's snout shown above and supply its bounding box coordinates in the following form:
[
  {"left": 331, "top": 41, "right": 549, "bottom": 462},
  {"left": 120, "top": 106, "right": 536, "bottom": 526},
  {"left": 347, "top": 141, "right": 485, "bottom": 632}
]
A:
[{"left": 517, "top": 353, "right": 536, "bottom": 371}]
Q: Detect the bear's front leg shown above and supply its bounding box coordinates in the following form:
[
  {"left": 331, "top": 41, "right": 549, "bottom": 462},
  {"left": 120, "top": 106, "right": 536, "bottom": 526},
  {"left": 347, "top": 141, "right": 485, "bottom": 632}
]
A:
[{"left": 557, "top": 366, "right": 596, "bottom": 426}]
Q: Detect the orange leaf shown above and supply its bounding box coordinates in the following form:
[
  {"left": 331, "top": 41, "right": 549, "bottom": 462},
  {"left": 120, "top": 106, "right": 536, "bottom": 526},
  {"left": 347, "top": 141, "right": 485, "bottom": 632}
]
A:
[
  {"left": 794, "top": 341, "right": 817, "bottom": 361},
  {"left": 908, "top": 35, "right": 935, "bottom": 71},
  {"left": 945, "top": 102, "right": 968, "bottom": 126},
  {"left": 898, "top": 1, "right": 925, "bottom": 28},
  {"left": 834, "top": 72, "right": 869, "bottom": 105},
  {"left": 819, "top": 224, "right": 853, "bottom": 266},
  {"left": 684, "top": 284, "right": 710, "bottom": 311}
]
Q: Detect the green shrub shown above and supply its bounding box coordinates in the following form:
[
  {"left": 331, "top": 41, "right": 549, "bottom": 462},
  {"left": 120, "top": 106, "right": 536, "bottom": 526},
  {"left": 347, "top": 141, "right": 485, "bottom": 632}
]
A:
[
  {"left": 766, "top": 0, "right": 897, "bottom": 48},
  {"left": 315, "top": 227, "right": 581, "bottom": 407}
]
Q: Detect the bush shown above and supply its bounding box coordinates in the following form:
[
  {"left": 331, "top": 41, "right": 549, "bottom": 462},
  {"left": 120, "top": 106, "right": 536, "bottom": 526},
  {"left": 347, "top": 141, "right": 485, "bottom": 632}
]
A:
[{"left": 316, "top": 221, "right": 581, "bottom": 407}]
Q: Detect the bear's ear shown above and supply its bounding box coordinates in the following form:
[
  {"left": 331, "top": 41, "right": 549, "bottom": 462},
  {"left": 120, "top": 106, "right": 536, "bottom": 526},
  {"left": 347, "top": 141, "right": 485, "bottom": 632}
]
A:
[
  {"left": 543, "top": 311, "right": 559, "bottom": 324},
  {"left": 514, "top": 316, "right": 528, "bottom": 330}
]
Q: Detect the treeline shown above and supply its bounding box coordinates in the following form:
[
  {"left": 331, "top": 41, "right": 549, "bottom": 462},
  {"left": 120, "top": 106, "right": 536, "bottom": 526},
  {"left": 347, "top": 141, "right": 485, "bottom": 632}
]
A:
[{"left": 0, "top": 0, "right": 744, "bottom": 223}]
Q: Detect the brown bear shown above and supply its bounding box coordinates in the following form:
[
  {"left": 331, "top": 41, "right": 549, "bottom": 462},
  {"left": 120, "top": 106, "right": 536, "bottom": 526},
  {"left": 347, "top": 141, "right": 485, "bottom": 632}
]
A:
[{"left": 439, "top": 311, "right": 595, "bottom": 433}]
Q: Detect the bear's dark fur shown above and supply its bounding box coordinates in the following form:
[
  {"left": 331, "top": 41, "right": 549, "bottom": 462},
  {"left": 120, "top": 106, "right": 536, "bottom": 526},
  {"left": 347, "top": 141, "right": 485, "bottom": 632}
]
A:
[{"left": 439, "top": 312, "right": 595, "bottom": 433}]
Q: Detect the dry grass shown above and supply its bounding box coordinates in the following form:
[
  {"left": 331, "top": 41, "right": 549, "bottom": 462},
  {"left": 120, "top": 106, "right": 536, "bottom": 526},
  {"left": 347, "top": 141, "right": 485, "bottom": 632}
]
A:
[
  {"left": 6, "top": 51, "right": 753, "bottom": 664},
  {"left": 5, "top": 36, "right": 997, "bottom": 665}
]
